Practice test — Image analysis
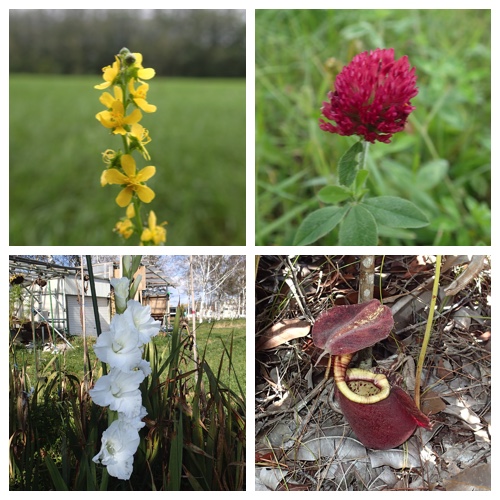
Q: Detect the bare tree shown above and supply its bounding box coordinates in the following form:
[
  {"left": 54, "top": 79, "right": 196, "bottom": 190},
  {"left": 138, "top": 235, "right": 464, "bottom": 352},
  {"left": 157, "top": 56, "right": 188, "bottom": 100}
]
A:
[{"left": 190, "top": 255, "right": 245, "bottom": 321}]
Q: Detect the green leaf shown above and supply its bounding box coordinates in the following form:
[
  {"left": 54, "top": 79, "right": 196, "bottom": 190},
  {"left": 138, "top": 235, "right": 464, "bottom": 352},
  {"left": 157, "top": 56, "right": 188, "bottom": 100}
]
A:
[
  {"left": 415, "top": 159, "right": 449, "bottom": 189},
  {"left": 44, "top": 455, "right": 69, "bottom": 491},
  {"left": 338, "top": 141, "right": 363, "bottom": 186},
  {"left": 354, "top": 169, "right": 369, "bottom": 194},
  {"left": 338, "top": 205, "right": 378, "bottom": 245},
  {"left": 293, "top": 206, "right": 348, "bottom": 245},
  {"left": 167, "top": 410, "right": 183, "bottom": 490},
  {"left": 317, "top": 185, "right": 352, "bottom": 204},
  {"left": 363, "top": 196, "right": 429, "bottom": 228}
]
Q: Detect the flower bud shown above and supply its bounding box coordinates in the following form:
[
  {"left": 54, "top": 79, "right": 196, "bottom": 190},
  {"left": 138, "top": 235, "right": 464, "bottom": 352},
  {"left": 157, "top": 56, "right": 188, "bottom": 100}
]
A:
[
  {"left": 110, "top": 277, "right": 130, "bottom": 313},
  {"left": 124, "top": 53, "right": 137, "bottom": 66}
]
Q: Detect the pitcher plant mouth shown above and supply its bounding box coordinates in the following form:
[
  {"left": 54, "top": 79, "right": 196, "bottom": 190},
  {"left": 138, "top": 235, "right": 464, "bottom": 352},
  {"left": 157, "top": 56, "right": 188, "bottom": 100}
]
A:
[{"left": 333, "top": 353, "right": 390, "bottom": 404}]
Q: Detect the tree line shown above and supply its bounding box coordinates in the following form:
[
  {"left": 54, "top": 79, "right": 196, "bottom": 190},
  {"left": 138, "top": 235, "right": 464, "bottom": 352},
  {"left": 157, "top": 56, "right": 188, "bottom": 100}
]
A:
[{"left": 9, "top": 9, "right": 246, "bottom": 78}]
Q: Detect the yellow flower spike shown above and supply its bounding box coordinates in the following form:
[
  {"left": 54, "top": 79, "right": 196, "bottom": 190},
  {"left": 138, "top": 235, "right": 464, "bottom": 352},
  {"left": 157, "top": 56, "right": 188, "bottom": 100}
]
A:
[
  {"left": 141, "top": 210, "right": 167, "bottom": 245},
  {"left": 128, "top": 80, "right": 157, "bottom": 113},
  {"left": 133, "top": 53, "right": 155, "bottom": 80},
  {"left": 95, "top": 49, "right": 167, "bottom": 245},
  {"left": 101, "top": 154, "right": 156, "bottom": 207},
  {"left": 94, "top": 56, "right": 121, "bottom": 89}
]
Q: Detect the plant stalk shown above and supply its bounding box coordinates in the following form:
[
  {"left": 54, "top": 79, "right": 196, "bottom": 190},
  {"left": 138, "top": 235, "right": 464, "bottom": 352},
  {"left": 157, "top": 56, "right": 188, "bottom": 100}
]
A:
[{"left": 414, "top": 255, "right": 442, "bottom": 409}]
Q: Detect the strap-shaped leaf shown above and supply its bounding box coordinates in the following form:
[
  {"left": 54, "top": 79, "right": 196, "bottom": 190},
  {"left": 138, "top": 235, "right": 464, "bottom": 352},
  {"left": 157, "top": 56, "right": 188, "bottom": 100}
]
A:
[
  {"left": 363, "top": 196, "right": 429, "bottom": 228},
  {"left": 293, "top": 206, "right": 348, "bottom": 245}
]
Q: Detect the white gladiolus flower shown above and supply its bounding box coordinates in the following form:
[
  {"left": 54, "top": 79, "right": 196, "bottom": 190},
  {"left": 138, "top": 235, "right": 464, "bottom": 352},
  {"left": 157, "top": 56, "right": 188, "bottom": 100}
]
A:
[
  {"left": 93, "top": 419, "right": 140, "bottom": 480},
  {"left": 94, "top": 314, "right": 142, "bottom": 371},
  {"left": 136, "top": 358, "right": 152, "bottom": 378},
  {"left": 124, "top": 300, "right": 161, "bottom": 346},
  {"left": 89, "top": 369, "right": 145, "bottom": 417},
  {"left": 119, "top": 407, "right": 147, "bottom": 430},
  {"left": 111, "top": 277, "right": 130, "bottom": 313}
]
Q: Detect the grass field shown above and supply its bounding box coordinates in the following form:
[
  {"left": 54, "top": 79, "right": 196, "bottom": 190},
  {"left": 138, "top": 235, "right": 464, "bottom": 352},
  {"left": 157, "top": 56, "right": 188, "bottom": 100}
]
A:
[
  {"left": 10, "top": 318, "right": 246, "bottom": 396},
  {"left": 256, "top": 9, "right": 491, "bottom": 246},
  {"left": 10, "top": 75, "right": 246, "bottom": 246}
]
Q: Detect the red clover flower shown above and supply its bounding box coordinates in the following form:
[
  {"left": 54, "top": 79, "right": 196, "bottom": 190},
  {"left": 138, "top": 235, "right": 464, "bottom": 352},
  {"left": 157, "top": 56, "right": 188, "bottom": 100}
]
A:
[{"left": 319, "top": 48, "right": 418, "bottom": 144}]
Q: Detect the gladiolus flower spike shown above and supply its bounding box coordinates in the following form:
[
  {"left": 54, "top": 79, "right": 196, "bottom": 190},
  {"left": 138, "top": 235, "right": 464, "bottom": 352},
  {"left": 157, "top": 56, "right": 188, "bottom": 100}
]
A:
[
  {"left": 90, "top": 271, "right": 161, "bottom": 480},
  {"left": 95, "top": 47, "right": 167, "bottom": 245},
  {"left": 319, "top": 48, "right": 418, "bottom": 144}
]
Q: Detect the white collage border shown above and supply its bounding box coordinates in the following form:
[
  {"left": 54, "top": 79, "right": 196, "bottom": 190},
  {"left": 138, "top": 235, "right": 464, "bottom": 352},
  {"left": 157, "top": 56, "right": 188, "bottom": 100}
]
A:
[{"left": 4, "top": 0, "right": 496, "bottom": 495}]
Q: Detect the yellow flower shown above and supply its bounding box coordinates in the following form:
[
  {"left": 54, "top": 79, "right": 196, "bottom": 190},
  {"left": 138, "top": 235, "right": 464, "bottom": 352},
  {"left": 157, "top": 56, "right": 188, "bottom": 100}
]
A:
[
  {"left": 115, "top": 219, "right": 134, "bottom": 238},
  {"left": 96, "top": 86, "right": 142, "bottom": 135},
  {"left": 114, "top": 204, "right": 136, "bottom": 239},
  {"left": 101, "top": 154, "right": 156, "bottom": 207},
  {"left": 133, "top": 53, "right": 155, "bottom": 80},
  {"left": 94, "top": 56, "right": 121, "bottom": 89},
  {"left": 128, "top": 80, "right": 157, "bottom": 113},
  {"left": 127, "top": 123, "right": 152, "bottom": 160},
  {"left": 141, "top": 211, "right": 167, "bottom": 245}
]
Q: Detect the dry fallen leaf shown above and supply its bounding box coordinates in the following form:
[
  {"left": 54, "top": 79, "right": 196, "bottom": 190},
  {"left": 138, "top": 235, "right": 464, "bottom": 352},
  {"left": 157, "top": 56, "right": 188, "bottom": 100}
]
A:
[
  {"left": 444, "top": 463, "right": 490, "bottom": 491},
  {"left": 256, "top": 319, "right": 310, "bottom": 351},
  {"left": 290, "top": 436, "right": 367, "bottom": 462},
  {"left": 421, "top": 389, "right": 447, "bottom": 415},
  {"left": 256, "top": 467, "right": 289, "bottom": 491},
  {"left": 444, "top": 255, "right": 486, "bottom": 296},
  {"left": 368, "top": 448, "right": 421, "bottom": 469}
]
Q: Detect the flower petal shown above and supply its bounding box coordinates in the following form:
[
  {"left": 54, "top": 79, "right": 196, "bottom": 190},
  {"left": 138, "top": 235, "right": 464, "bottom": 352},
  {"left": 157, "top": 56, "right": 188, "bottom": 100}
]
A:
[
  {"left": 148, "top": 210, "right": 157, "bottom": 229},
  {"left": 135, "top": 185, "right": 155, "bottom": 204},
  {"left": 135, "top": 165, "right": 156, "bottom": 182},
  {"left": 124, "top": 108, "right": 143, "bottom": 124},
  {"left": 135, "top": 98, "right": 157, "bottom": 113},
  {"left": 116, "top": 187, "right": 134, "bottom": 207},
  {"left": 113, "top": 86, "right": 124, "bottom": 102},
  {"left": 94, "top": 81, "right": 111, "bottom": 90},
  {"left": 102, "top": 168, "right": 128, "bottom": 185},
  {"left": 99, "top": 92, "right": 115, "bottom": 108},
  {"left": 121, "top": 155, "right": 136, "bottom": 177},
  {"left": 138, "top": 68, "right": 155, "bottom": 80}
]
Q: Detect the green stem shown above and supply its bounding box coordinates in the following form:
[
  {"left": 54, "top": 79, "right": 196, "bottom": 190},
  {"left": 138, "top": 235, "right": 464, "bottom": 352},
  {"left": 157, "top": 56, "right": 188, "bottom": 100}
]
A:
[
  {"left": 360, "top": 140, "right": 370, "bottom": 170},
  {"left": 121, "top": 133, "right": 129, "bottom": 155},
  {"left": 133, "top": 197, "right": 144, "bottom": 236},
  {"left": 414, "top": 255, "right": 442, "bottom": 409}
]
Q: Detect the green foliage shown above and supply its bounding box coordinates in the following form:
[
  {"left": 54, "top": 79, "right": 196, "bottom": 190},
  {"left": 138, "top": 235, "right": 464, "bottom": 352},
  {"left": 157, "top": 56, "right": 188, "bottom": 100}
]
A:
[
  {"left": 338, "top": 205, "right": 378, "bottom": 245},
  {"left": 256, "top": 9, "right": 491, "bottom": 245},
  {"left": 338, "top": 141, "right": 363, "bottom": 187},
  {"left": 293, "top": 206, "right": 348, "bottom": 245},
  {"left": 9, "top": 75, "right": 245, "bottom": 246},
  {"left": 294, "top": 139, "right": 429, "bottom": 245},
  {"left": 9, "top": 319, "right": 246, "bottom": 490}
]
